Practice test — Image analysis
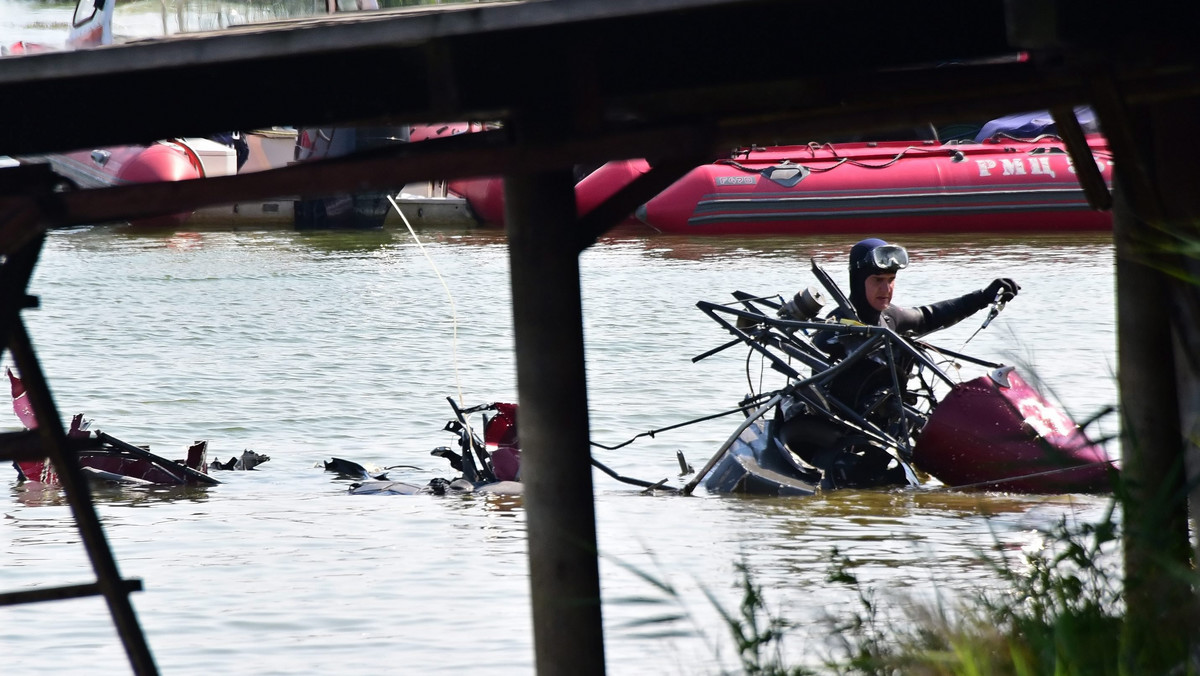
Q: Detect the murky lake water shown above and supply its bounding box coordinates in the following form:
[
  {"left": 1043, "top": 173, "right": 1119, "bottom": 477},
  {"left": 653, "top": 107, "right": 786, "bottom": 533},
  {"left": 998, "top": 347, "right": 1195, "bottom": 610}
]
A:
[
  {"left": 0, "top": 223, "right": 1118, "bottom": 674},
  {"left": 2, "top": 0, "right": 1124, "bottom": 671}
]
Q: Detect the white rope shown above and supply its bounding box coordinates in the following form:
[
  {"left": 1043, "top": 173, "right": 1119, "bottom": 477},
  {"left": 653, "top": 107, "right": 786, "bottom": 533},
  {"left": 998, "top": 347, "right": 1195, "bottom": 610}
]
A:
[{"left": 387, "top": 194, "right": 466, "bottom": 407}]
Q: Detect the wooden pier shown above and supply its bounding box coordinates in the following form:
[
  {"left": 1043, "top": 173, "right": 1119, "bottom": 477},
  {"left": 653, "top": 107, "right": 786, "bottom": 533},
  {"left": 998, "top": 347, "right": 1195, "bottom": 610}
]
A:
[{"left": 2, "top": 0, "right": 1199, "bottom": 673}]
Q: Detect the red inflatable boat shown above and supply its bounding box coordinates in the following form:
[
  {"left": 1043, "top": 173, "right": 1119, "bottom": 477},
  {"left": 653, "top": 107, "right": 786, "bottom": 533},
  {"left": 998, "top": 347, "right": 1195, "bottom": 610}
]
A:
[
  {"left": 913, "top": 367, "right": 1114, "bottom": 492},
  {"left": 450, "top": 135, "right": 1113, "bottom": 235},
  {"left": 448, "top": 156, "right": 645, "bottom": 229},
  {"left": 634, "top": 135, "right": 1113, "bottom": 235}
]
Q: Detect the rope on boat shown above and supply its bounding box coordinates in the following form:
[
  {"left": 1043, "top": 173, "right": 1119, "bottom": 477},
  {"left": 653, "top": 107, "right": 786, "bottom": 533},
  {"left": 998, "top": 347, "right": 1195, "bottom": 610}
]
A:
[
  {"left": 716, "top": 144, "right": 946, "bottom": 175},
  {"left": 988, "top": 132, "right": 1063, "bottom": 144},
  {"left": 717, "top": 132, "right": 1115, "bottom": 177}
]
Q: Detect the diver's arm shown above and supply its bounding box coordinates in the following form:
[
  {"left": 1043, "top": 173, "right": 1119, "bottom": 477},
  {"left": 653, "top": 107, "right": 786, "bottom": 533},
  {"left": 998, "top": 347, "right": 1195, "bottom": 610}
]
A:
[
  {"left": 886, "top": 279, "right": 1019, "bottom": 336},
  {"left": 888, "top": 293, "right": 988, "bottom": 335}
]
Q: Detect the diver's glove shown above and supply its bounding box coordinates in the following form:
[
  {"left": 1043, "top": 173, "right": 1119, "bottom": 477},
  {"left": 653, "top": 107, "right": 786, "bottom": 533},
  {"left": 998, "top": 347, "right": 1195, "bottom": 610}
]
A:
[{"left": 983, "top": 278, "right": 1020, "bottom": 303}]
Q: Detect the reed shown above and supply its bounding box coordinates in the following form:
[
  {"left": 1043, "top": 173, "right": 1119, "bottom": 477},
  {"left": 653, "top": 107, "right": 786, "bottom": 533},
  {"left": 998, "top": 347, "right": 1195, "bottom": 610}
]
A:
[
  {"left": 702, "top": 559, "right": 815, "bottom": 676},
  {"left": 614, "top": 496, "right": 1134, "bottom": 674},
  {"left": 815, "top": 501, "right": 1128, "bottom": 675}
]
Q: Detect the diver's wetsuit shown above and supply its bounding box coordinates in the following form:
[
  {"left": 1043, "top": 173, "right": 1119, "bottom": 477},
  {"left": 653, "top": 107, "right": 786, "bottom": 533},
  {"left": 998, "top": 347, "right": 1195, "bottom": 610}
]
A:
[
  {"left": 811, "top": 282, "right": 992, "bottom": 421},
  {"left": 813, "top": 293, "right": 991, "bottom": 360}
]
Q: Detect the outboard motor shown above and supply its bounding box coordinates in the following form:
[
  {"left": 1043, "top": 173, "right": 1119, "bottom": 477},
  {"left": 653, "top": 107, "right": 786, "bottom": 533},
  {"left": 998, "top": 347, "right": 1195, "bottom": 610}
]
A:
[{"left": 293, "top": 125, "right": 412, "bottom": 229}]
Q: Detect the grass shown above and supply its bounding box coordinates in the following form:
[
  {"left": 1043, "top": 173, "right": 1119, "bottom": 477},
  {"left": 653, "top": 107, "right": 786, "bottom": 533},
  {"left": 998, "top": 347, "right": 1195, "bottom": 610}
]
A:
[
  {"left": 701, "top": 500, "right": 1137, "bottom": 676},
  {"left": 609, "top": 493, "right": 1171, "bottom": 675},
  {"left": 704, "top": 560, "right": 815, "bottom": 676},
  {"left": 606, "top": 550, "right": 814, "bottom": 675}
]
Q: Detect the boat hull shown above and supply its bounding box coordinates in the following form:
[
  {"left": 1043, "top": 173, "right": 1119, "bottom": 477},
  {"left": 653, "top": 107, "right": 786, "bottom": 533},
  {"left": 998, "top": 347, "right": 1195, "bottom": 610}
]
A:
[
  {"left": 35, "top": 125, "right": 476, "bottom": 231},
  {"left": 42, "top": 141, "right": 206, "bottom": 227},
  {"left": 447, "top": 158, "right": 649, "bottom": 228}
]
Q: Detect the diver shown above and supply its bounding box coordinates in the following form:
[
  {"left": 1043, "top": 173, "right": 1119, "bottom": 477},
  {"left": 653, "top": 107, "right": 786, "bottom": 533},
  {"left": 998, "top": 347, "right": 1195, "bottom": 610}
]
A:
[{"left": 781, "top": 238, "right": 1019, "bottom": 488}]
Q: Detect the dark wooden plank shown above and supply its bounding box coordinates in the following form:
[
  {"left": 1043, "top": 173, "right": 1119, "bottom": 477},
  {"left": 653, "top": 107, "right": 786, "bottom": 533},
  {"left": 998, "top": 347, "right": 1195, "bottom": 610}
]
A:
[{"left": 0, "top": 0, "right": 1015, "bottom": 156}]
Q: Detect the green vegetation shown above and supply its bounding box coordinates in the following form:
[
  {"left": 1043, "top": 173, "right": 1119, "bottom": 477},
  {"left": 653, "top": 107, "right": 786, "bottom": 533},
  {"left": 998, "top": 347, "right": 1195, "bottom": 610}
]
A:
[
  {"left": 701, "top": 500, "right": 1149, "bottom": 675},
  {"left": 706, "top": 560, "right": 814, "bottom": 676},
  {"left": 608, "top": 551, "right": 814, "bottom": 675},
  {"left": 820, "top": 502, "right": 1125, "bottom": 675}
]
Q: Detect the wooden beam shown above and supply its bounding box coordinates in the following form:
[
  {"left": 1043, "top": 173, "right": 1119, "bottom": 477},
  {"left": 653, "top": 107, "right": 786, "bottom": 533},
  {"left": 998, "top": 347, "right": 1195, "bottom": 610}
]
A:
[
  {"left": 14, "top": 54, "right": 1197, "bottom": 240},
  {"left": 574, "top": 154, "right": 710, "bottom": 250},
  {"left": 1051, "top": 105, "right": 1111, "bottom": 209},
  {"left": 0, "top": 0, "right": 1017, "bottom": 156},
  {"left": 0, "top": 579, "right": 144, "bottom": 607}
]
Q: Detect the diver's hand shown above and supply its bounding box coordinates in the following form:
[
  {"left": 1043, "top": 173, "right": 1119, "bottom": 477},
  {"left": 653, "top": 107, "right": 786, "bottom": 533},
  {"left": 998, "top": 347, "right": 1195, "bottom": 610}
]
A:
[{"left": 983, "top": 278, "right": 1020, "bottom": 302}]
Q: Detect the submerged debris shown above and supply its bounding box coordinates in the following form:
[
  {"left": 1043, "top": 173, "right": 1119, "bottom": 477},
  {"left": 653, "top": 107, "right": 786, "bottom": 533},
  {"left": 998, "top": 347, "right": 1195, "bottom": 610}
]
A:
[{"left": 209, "top": 450, "right": 271, "bottom": 471}]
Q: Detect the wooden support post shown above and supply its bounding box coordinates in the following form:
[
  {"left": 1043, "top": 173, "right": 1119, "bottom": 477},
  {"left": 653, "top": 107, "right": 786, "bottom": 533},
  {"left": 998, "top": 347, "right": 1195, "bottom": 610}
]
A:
[
  {"left": 1138, "top": 98, "right": 1200, "bottom": 577},
  {"left": 1106, "top": 92, "right": 1200, "bottom": 670},
  {"left": 505, "top": 168, "right": 606, "bottom": 675},
  {"left": 1049, "top": 105, "right": 1111, "bottom": 210},
  {"left": 1113, "top": 183, "right": 1195, "bottom": 672}
]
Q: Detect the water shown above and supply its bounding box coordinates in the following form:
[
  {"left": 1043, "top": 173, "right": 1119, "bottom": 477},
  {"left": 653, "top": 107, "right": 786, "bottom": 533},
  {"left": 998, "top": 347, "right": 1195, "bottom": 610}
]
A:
[
  {"left": 0, "top": 224, "right": 1118, "bottom": 674},
  {"left": 1, "top": 1, "right": 1124, "bottom": 671},
  {"left": 0, "top": 0, "right": 337, "bottom": 51},
  {"left": 1, "top": 0, "right": 70, "bottom": 50}
]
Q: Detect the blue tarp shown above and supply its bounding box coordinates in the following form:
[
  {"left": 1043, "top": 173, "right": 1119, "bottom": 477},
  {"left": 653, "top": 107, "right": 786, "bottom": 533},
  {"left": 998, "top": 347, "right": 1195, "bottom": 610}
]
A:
[{"left": 974, "top": 106, "right": 1100, "bottom": 142}]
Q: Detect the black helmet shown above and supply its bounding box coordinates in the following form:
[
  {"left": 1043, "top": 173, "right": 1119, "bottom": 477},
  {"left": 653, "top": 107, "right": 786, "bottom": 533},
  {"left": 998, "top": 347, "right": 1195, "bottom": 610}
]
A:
[{"left": 847, "top": 238, "right": 908, "bottom": 323}]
